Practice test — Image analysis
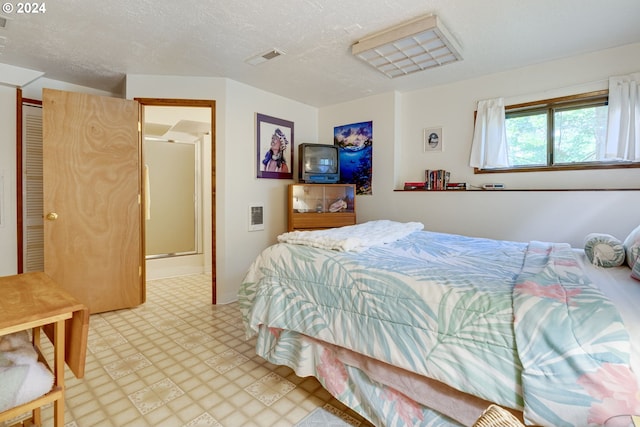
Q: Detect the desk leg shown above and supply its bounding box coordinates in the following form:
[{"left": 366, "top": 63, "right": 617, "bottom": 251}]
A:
[
  {"left": 53, "top": 319, "right": 65, "bottom": 427},
  {"left": 32, "top": 327, "right": 42, "bottom": 426}
]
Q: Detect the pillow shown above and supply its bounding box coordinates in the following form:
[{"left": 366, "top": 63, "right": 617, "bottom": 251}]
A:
[
  {"left": 584, "top": 233, "right": 626, "bottom": 268},
  {"left": 631, "top": 257, "right": 640, "bottom": 281},
  {"left": 623, "top": 224, "right": 640, "bottom": 268}
]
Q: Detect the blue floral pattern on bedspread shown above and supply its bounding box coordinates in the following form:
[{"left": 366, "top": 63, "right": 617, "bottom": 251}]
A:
[{"left": 239, "top": 231, "right": 640, "bottom": 426}]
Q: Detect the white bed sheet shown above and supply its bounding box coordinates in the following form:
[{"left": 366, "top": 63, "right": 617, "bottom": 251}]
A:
[{"left": 574, "top": 249, "right": 640, "bottom": 385}]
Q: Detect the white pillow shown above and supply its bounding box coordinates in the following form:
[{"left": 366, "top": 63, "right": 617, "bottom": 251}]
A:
[
  {"left": 584, "top": 233, "right": 625, "bottom": 268},
  {"left": 631, "top": 257, "right": 640, "bottom": 281},
  {"left": 623, "top": 225, "right": 640, "bottom": 268}
]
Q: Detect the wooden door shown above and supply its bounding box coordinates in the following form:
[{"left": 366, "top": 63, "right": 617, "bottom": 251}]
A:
[{"left": 42, "top": 89, "right": 144, "bottom": 313}]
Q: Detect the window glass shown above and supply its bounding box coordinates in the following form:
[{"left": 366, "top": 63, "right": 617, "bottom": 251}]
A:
[
  {"left": 505, "top": 111, "right": 547, "bottom": 167},
  {"left": 481, "top": 91, "right": 640, "bottom": 173},
  {"left": 552, "top": 104, "right": 608, "bottom": 164}
]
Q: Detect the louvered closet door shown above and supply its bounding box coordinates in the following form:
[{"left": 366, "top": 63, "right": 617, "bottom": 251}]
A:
[{"left": 22, "top": 104, "right": 44, "bottom": 272}]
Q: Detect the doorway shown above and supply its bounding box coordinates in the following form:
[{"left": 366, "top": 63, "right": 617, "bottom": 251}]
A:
[
  {"left": 137, "top": 99, "right": 216, "bottom": 304},
  {"left": 16, "top": 92, "right": 217, "bottom": 304}
]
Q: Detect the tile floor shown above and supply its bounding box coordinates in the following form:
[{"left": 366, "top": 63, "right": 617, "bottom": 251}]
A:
[{"left": 7, "top": 274, "right": 373, "bottom": 427}]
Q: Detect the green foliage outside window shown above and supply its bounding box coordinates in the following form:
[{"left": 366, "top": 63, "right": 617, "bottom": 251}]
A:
[
  {"left": 552, "top": 105, "right": 608, "bottom": 164},
  {"left": 505, "top": 112, "right": 547, "bottom": 166},
  {"left": 505, "top": 99, "right": 609, "bottom": 168}
]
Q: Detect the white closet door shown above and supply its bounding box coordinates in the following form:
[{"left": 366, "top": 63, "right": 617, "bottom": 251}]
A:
[{"left": 23, "top": 104, "right": 44, "bottom": 272}]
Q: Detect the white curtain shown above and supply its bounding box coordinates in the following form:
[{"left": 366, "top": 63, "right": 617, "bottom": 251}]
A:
[
  {"left": 604, "top": 72, "right": 640, "bottom": 162},
  {"left": 469, "top": 98, "right": 510, "bottom": 169}
]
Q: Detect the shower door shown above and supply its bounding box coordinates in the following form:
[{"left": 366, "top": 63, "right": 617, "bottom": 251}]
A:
[{"left": 144, "top": 139, "right": 200, "bottom": 258}]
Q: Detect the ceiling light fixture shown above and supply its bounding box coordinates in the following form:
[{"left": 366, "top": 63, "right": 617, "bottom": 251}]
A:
[
  {"left": 351, "top": 14, "right": 462, "bottom": 78},
  {"left": 245, "top": 48, "right": 285, "bottom": 66}
]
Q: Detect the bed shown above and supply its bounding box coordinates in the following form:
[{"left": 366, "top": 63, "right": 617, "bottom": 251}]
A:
[{"left": 239, "top": 220, "right": 640, "bottom": 426}]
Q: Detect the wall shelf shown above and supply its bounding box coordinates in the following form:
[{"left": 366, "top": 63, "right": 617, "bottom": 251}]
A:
[{"left": 395, "top": 188, "right": 640, "bottom": 192}]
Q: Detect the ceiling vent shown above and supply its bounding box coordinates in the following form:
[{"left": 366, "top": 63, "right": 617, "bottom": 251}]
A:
[
  {"left": 352, "top": 14, "right": 462, "bottom": 78},
  {"left": 246, "top": 49, "right": 285, "bottom": 66}
]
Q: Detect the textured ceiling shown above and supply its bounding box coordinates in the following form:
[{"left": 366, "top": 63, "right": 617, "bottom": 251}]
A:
[{"left": 1, "top": 0, "right": 639, "bottom": 107}]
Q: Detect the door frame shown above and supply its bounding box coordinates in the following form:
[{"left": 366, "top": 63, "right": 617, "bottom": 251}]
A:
[
  {"left": 136, "top": 98, "right": 217, "bottom": 304},
  {"left": 15, "top": 89, "right": 42, "bottom": 274},
  {"left": 15, "top": 91, "right": 217, "bottom": 304}
]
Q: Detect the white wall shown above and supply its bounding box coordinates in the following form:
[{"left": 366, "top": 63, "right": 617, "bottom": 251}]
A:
[
  {"left": 398, "top": 43, "right": 640, "bottom": 190},
  {"left": 1, "top": 43, "right": 638, "bottom": 294},
  {"left": 20, "top": 77, "right": 113, "bottom": 99},
  {"left": 125, "top": 75, "right": 318, "bottom": 303},
  {"left": 0, "top": 73, "right": 318, "bottom": 302},
  {"left": 319, "top": 43, "right": 640, "bottom": 247},
  {"left": 0, "top": 85, "right": 17, "bottom": 275},
  {"left": 222, "top": 79, "right": 317, "bottom": 303},
  {"left": 319, "top": 91, "right": 404, "bottom": 220}
]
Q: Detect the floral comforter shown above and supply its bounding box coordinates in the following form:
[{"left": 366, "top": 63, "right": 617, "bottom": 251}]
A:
[{"left": 239, "top": 229, "right": 640, "bottom": 426}]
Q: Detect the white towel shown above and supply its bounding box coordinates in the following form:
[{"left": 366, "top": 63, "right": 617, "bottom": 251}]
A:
[{"left": 0, "top": 331, "right": 54, "bottom": 412}]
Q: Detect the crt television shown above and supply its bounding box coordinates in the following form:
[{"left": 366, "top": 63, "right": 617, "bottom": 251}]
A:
[{"left": 298, "top": 143, "right": 340, "bottom": 183}]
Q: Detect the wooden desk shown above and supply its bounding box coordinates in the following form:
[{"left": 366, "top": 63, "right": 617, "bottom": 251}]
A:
[{"left": 0, "top": 272, "right": 89, "bottom": 427}]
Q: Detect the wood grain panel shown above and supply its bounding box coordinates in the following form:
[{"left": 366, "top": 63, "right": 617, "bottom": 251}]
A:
[{"left": 43, "top": 89, "right": 143, "bottom": 313}]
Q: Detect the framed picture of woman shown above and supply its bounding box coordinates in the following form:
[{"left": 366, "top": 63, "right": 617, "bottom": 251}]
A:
[{"left": 256, "top": 113, "right": 294, "bottom": 179}]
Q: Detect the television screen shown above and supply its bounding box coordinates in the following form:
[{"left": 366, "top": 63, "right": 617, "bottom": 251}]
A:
[
  {"left": 305, "top": 146, "right": 338, "bottom": 173},
  {"left": 298, "top": 143, "right": 340, "bottom": 183}
]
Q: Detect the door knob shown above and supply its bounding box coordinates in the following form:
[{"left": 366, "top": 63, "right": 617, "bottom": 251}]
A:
[{"left": 45, "top": 212, "right": 58, "bottom": 221}]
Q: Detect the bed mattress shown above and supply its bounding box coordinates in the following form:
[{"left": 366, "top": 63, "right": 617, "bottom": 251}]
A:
[
  {"left": 240, "top": 225, "right": 640, "bottom": 426},
  {"left": 574, "top": 249, "right": 640, "bottom": 385}
]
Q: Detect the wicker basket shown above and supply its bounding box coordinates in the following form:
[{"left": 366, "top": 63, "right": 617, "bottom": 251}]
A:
[{"left": 472, "top": 405, "right": 525, "bottom": 427}]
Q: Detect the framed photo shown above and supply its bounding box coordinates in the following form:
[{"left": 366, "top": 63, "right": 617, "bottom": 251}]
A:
[
  {"left": 256, "top": 113, "right": 294, "bottom": 179},
  {"left": 423, "top": 127, "right": 443, "bottom": 152}
]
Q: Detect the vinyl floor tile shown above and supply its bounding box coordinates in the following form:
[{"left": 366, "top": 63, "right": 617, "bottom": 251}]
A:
[{"left": 4, "top": 274, "right": 373, "bottom": 427}]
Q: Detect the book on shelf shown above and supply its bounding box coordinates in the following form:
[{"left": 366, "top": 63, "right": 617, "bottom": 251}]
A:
[
  {"left": 446, "top": 182, "right": 467, "bottom": 190},
  {"left": 403, "top": 182, "right": 426, "bottom": 190},
  {"left": 424, "top": 169, "right": 450, "bottom": 190}
]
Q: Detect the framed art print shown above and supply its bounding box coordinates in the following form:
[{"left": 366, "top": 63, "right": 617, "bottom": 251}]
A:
[
  {"left": 257, "top": 113, "right": 294, "bottom": 179},
  {"left": 423, "top": 127, "right": 443, "bottom": 152},
  {"left": 334, "top": 121, "right": 373, "bottom": 195}
]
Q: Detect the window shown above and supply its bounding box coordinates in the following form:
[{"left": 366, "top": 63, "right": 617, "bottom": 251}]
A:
[{"left": 476, "top": 90, "right": 640, "bottom": 173}]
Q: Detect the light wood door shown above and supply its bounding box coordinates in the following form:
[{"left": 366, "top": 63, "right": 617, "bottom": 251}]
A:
[{"left": 43, "top": 89, "right": 144, "bottom": 314}]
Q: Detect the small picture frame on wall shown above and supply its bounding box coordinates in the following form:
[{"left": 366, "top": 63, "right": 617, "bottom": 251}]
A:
[
  {"left": 256, "top": 113, "right": 294, "bottom": 179},
  {"left": 423, "top": 127, "right": 443, "bottom": 152}
]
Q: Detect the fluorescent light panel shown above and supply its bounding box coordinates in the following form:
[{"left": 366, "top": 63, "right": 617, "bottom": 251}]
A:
[{"left": 352, "top": 14, "right": 462, "bottom": 78}]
